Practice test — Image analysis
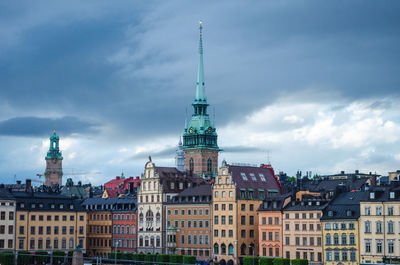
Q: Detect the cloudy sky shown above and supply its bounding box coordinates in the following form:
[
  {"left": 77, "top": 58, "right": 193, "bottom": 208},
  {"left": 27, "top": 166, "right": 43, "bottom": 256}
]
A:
[{"left": 0, "top": 1, "right": 399, "bottom": 185}]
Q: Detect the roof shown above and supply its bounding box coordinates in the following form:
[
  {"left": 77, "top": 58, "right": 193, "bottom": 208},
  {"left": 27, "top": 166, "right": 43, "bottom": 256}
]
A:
[
  {"left": 82, "top": 197, "right": 137, "bottom": 211},
  {"left": 283, "top": 195, "right": 329, "bottom": 212},
  {"left": 60, "top": 185, "right": 89, "bottom": 199},
  {"left": 258, "top": 193, "right": 292, "bottom": 211},
  {"left": 155, "top": 166, "right": 206, "bottom": 193},
  {"left": 321, "top": 191, "right": 369, "bottom": 220},
  {"left": 302, "top": 178, "right": 368, "bottom": 192},
  {"left": 166, "top": 184, "right": 212, "bottom": 205},
  {"left": 226, "top": 164, "right": 281, "bottom": 199},
  {"left": 361, "top": 184, "right": 400, "bottom": 202},
  {"left": 12, "top": 191, "right": 85, "bottom": 212},
  {"left": 0, "top": 189, "right": 15, "bottom": 200}
]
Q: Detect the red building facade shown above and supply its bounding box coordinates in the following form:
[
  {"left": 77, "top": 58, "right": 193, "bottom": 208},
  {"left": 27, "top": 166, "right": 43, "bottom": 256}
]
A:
[{"left": 112, "top": 198, "right": 137, "bottom": 253}]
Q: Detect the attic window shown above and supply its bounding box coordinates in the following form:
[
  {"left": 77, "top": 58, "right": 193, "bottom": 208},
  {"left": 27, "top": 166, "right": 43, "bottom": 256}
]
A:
[
  {"left": 20, "top": 203, "right": 24, "bottom": 208},
  {"left": 328, "top": 210, "right": 333, "bottom": 217},
  {"left": 60, "top": 204, "right": 64, "bottom": 209},
  {"left": 250, "top": 173, "right": 257, "bottom": 181},
  {"left": 31, "top": 204, "right": 36, "bottom": 209},
  {"left": 39, "top": 203, "right": 43, "bottom": 208},
  {"left": 308, "top": 202, "right": 312, "bottom": 206},
  {"left": 370, "top": 192, "right": 375, "bottom": 199},
  {"left": 241, "top": 173, "right": 248, "bottom": 181},
  {"left": 346, "top": 210, "right": 352, "bottom": 217},
  {"left": 70, "top": 204, "right": 74, "bottom": 210},
  {"left": 316, "top": 201, "right": 320, "bottom": 206},
  {"left": 390, "top": 192, "right": 395, "bottom": 199},
  {"left": 259, "top": 173, "right": 266, "bottom": 182}
]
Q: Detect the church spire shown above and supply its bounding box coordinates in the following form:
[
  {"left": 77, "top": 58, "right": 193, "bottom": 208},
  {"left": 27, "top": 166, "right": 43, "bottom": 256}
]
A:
[{"left": 195, "top": 21, "right": 206, "bottom": 103}]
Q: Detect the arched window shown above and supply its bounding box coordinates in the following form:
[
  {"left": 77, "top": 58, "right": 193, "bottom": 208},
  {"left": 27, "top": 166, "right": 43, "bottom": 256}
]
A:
[
  {"left": 139, "top": 213, "right": 144, "bottom": 225},
  {"left": 132, "top": 225, "right": 136, "bottom": 234},
  {"left": 156, "top": 236, "right": 161, "bottom": 247},
  {"left": 150, "top": 236, "right": 155, "bottom": 246},
  {"left": 62, "top": 238, "right": 66, "bottom": 249},
  {"left": 218, "top": 178, "right": 222, "bottom": 184},
  {"left": 146, "top": 210, "right": 154, "bottom": 228},
  {"left": 228, "top": 244, "right": 234, "bottom": 255},
  {"left": 214, "top": 243, "right": 219, "bottom": 254},
  {"left": 349, "top": 233, "right": 355, "bottom": 245},
  {"left": 249, "top": 243, "right": 255, "bottom": 255},
  {"left": 326, "top": 234, "right": 331, "bottom": 245},
  {"left": 241, "top": 243, "right": 246, "bottom": 256},
  {"left": 126, "top": 225, "right": 130, "bottom": 234},
  {"left": 221, "top": 243, "right": 226, "bottom": 254},
  {"left": 145, "top": 236, "right": 149, "bottom": 247},
  {"left": 139, "top": 236, "right": 143, "bottom": 247},
  {"left": 156, "top": 212, "right": 161, "bottom": 226},
  {"left": 113, "top": 225, "right": 116, "bottom": 234},
  {"left": 189, "top": 158, "right": 194, "bottom": 172},
  {"left": 69, "top": 238, "right": 74, "bottom": 249},
  {"left": 334, "top": 233, "right": 339, "bottom": 245},
  {"left": 341, "top": 234, "right": 347, "bottom": 245},
  {"left": 207, "top": 158, "right": 212, "bottom": 172},
  {"left": 117, "top": 225, "right": 120, "bottom": 234}
]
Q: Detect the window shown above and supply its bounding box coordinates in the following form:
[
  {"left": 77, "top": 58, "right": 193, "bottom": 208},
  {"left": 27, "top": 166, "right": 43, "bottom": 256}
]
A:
[
  {"left": 388, "top": 207, "right": 394, "bottom": 216},
  {"left": 241, "top": 216, "right": 245, "bottom": 225},
  {"left": 269, "top": 232, "right": 273, "bottom": 241},
  {"left": 376, "top": 221, "right": 382, "bottom": 233},
  {"left": 275, "top": 232, "right": 279, "bottom": 241},
  {"left": 241, "top": 173, "right": 248, "bottom": 181},
  {"left": 275, "top": 217, "right": 279, "bottom": 225},
  {"left": 214, "top": 204, "right": 218, "bottom": 211},
  {"left": 250, "top": 173, "right": 257, "bottom": 181},
  {"left": 221, "top": 230, "right": 226, "bottom": 237},
  {"left": 365, "top": 240, "right": 371, "bottom": 253},
  {"left": 214, "top": 216, "right": 218, "bottom": 225},
  {"left": 189, "top": 158, "right": 194, "bottom": 172},
  {"left": 249, "top": 216, "right": 254, "bottom": 225},
  {"left": 365, "top": 206, "right": 371, "bottom": 216},
  {"left": 285, "top": 237, "right": 290, "bottom": 245},
  {"left": 376, "top": 240, "right": 382, "bottom": 253},
  {"left": 365, "top": 221, "right": 371, "bottom": 233},
  {"left": 207, "top": 158, "right": 212, "bottom": 173},
  {"left": 241, "top": 230, "right": 246, "bottom": 238},
  {"left": 229, "top": 216, "right": 233, "bottom": 225},
  {"left": 349, "top": 233, "right": 355, "bottom": 245},
  {"left": 333, "top": 234, "right": 339, "bottom": 245},
  {"left": 214, "top": 192, "right": 218, "bottom": 198},
  {"left": 259, "top": 173, "right": 266, "bottom": 181},
  {"left": 341, "top": 234, "right": 347, "bottom": 245},
  {"left": 221, "top": 216, "right": 226, "bottom": 225},
  {"left": 229, "top": 204, "right": 233, "bottom": 210},
  {"left": 350, "top": 250, "right": 356, "bottom": 261},
  {"left": 262, "top": 232, "right": 266, "bottom": 241},
  {"left": 229, "top": 191, "right": 233, "bottom": 197},
  {"left": 325, "top": 234, "right": 331, "bottom": 245},
  {"left": 376, "top": 206, "right": 382, "bottom": 216},
  {"left": 222, "top": 191, "right": 226, "bottom": 198},
  {"left": 214, "top": 243, "right": 219, "bottom": 254},
  {"left": 388, "top": 240, "right": 394, "bottom": 253},
  {"left": 229, "top": 230, "right": 233, "bottom": 237},
  {"left": 388, "top": 221, "right": 394, "bottom": 234}
]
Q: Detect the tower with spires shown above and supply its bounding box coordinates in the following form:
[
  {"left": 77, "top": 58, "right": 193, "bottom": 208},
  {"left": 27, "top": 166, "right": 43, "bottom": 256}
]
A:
[
  {"left": 182, "top": 22, "right": 220, "bottom": 179},
  {"left": 175, "top": 138, "right": 186, "bottom": 172},
  {"left": 44, "top": 130, "right": 63, "bottom": 186}
]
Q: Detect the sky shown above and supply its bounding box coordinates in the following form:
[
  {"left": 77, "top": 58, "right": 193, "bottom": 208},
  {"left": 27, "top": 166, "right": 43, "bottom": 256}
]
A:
[{"left": 0, "top": 1, "right": 399, "bottom": 185}]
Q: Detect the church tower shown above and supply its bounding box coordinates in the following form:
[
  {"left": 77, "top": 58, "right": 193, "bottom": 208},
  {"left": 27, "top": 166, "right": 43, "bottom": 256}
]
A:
[
  {"left": 44, "top": 130, "right": 63, "bottom": 186},
  {"left": 183, "top": 22, "right": 220, "bottom": 179},
  {"left": 175, "top": 138, "right": 186, "bottom": 172}
]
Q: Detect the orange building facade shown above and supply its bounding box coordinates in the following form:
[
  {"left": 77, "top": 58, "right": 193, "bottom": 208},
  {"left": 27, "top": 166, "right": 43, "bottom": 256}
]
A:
[
  {"left": 166, "top": 185, "right": 212, "bottom": 261},
  {"left": 258, "top": 195, "right": 291, "bottom": 258}
]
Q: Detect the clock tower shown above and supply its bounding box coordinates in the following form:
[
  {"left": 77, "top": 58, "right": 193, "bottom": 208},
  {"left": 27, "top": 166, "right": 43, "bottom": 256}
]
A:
[
  {"left": 44, "top": 130, "right": 63, "bottom": 186},
  {"left": 183, "top": 22, "right": 220, "bottom": 179}
]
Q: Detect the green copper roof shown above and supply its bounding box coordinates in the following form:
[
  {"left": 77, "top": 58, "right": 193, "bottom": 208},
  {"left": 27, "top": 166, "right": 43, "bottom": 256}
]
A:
[
  {"left": 46, "top": 130, "right": 63, "bottom": 159},
  {"left": 195, "top": 22, "right": 206, "bottom": 103},
  {"left": 183, "top": 22, "right": 219, "bottom": 151}
]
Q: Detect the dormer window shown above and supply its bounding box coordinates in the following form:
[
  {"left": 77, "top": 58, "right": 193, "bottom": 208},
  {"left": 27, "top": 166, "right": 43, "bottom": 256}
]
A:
[
  {"left": 390, "top": 192, "right": 395, "bottom": 199},
  {"left": 39, "top": 203, "right": 43, "bottom": 208},
  {"left": 170, "top": 182, "right": 175, "bottom": 189},
  {"left": 222, "top": 169, "right": 226, "bottom": 175},
  {"left": 328, "top": 210, "right": 333, "bottom": 217},
  {"left": 346, "top": 210, "right": 352, "bottom": 217},
  {"left": 70, "top": 204, "right": 74, "bottom": 210},
  {"left": 226, "top": 177, "right": 230, "bottom": 185},
  {"left": 370, "top": 192, "right": 375, "bottom": 199},
  {"left": 60, "top": 204, "right": 64, "bottom": 209},
  {"left": 31, "top": 204, "right": 36, "bottom": 209},
  {"left": 259, "top": 173, "right": 266, "bottom": 182},
  {"left": 179, "top": 182, "right": 183, "bottom": 190},
  {"left": 316, "top": 201, "right": 320, "bottom": 206},
  {"left": 250, "top": 173, "right": 257, "bottom": 181},
  {"left": 51, "top": 204, "right": 55, "bottom": 209},
  {"left": 241, "top": 173, "right": 248, "bottom": 181},
  {"left": 308, "top": 202, "right": 312, "bottom": 206},
  {"left": 20, "top": 203, "right": 24, "bottom": 208}
]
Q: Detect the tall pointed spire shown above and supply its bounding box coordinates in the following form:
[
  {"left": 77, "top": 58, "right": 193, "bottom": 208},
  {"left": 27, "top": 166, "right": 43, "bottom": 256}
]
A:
[{"left": 195, "top": 21, "right": 206, "bottom": 103}]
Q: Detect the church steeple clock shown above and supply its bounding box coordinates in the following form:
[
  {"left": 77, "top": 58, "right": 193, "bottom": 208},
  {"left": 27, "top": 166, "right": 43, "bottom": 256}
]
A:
[
  {"left": 182, "top": 22, "right": 220, "bottom": 179},
  {"left": 44, "top": 130, "right": 63, "bottom": 186}
]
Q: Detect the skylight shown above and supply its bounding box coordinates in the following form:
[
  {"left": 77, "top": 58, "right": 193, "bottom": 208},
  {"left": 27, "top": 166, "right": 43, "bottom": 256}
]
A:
[
  {"left": 249, "top": 173, "right": 257, "bottom": 181},
  {"left": 241, "top": 173, "right": 248, "bottom": 181},
  {"left": 259, "top": 173, "right": 266, "bottom": 182}
]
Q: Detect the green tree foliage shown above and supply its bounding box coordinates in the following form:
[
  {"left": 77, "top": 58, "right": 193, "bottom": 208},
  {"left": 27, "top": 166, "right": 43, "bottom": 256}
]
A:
[
  {"left": 259, "top": 257, "right": 274, "bottom": 265},
  {"left": 35, "top": 251, "right": 50, "bottom": 264},
  {"left": 170, "top": 254, "right": 183, "bottom": 264},
  {"left": 183, "top": 256, "right": 196, "bottom": 264},
  {"left": 272, "top": 258, "right": 290, "bottom": 265},
  {"left": 156, "top": 254, "right": 170, "bottom": 265},
  {"left": 243, "top": 257, "right": 259, "bottom": 265},
  {"left": 53, "top": 250, "right": 66, "bottom": 264},
  {"left": 0, "top": 251, "right": 14, "bottom": 265},
  {"left": 17, "top": 251, "right": 31, "bottom": 265},
  {"left": 291, "top": 259, "right": 308, "bottom": 265}
]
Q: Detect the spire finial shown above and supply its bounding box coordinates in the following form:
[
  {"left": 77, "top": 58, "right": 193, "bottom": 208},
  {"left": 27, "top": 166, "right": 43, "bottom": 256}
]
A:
[{"left": 195, "top": 21, "right": 205, "bottom": 101}]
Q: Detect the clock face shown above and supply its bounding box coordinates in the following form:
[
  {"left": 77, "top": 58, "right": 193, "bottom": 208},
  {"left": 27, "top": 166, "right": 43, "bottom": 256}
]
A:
[
  {"left": 189, "top": 128, "right": 194, "bottom": 134},
  {"left": 208, "top": 127, "right": 213, "bottom": 133}
]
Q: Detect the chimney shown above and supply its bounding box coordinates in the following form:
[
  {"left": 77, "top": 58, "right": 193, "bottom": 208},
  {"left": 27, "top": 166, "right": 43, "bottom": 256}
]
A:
[
  {"left": 16, "top": 180, "right": 21, "bottom": 185},
  {"left": 26, "top": 179, "right": 32, "bottom": 191},
  {"left": 116, "top": 176, "right": 120, "bottom": 180},
  {"left": 341, "top": 171, "right": 345, "bottom": 175},
  {"left": 355, "top": 170, "right": 359, "bottom": 174}
]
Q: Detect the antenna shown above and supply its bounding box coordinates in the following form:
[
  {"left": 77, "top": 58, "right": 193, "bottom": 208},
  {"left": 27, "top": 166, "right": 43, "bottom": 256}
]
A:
[
  {"left": 267, "top": 150, "right": 271, "bottom": 165},
  {"left": 185, "top": 107, "right": 188, "bottom": 128}
]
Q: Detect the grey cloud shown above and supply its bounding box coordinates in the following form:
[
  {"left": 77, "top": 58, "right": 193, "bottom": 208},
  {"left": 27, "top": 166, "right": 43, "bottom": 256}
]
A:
[
  {"left": 129, "top": 147, "right": 176, "bottom": 160},
  {"left": 0, "top": 116, "right": 99, "bottom": 137}
]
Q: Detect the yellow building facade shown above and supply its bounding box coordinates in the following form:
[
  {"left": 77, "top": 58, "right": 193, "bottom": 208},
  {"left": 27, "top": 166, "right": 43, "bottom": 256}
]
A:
[
  {"left": 320, "top": 191, "right": 368, "bottom": 265},
  {"left": 15, "top": 192, "right": 87, "bottom": 253}
]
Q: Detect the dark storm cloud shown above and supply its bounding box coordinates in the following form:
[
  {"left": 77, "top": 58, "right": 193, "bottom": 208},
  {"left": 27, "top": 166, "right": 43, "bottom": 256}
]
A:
[
  {"left": 0, "top": 0, "right": 399, "bottom": 141},
  {"left": 223, "top": 146, "right": 264, "bottom": 153},
  {"left": 0, "top": 116, "right": 99, "bottom": 137}
]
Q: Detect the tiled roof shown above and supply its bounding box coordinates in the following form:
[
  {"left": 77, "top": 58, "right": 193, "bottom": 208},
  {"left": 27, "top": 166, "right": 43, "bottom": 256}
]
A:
[
  {"left": 302, "top": 178, "right": 368, "bottom": 192},
  {"left": 227, "top": 164, "right": 281, "bottom": 199},
  {"left": 283, "top": 195, "right": 329, "bottom": 211},
  {"left": 0, "top": 189, "right": 15, "bottom": 200},
  {"left": 166, "top": 184, "right": 212, "bottom": 205}
]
